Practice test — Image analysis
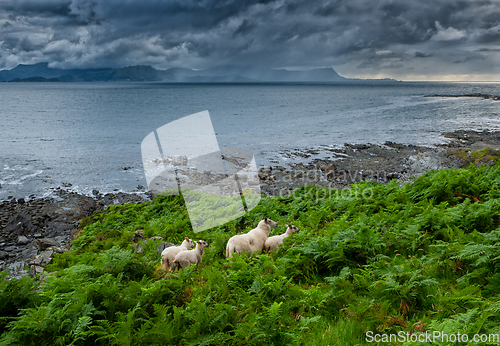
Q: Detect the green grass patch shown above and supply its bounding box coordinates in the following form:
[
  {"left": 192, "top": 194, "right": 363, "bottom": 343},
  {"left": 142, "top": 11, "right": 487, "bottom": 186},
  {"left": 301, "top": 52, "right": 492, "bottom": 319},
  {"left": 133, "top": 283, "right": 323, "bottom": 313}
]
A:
[{"left": 2, "top": 164, "right": 500, "bottom": 345}]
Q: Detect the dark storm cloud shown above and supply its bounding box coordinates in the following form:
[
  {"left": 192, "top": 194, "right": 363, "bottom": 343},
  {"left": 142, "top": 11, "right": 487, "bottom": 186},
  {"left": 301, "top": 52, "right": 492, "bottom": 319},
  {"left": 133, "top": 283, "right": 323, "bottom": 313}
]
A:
[
  {"left": 0, "top": 0, "right": 499, "bottom": 79},
  {"left": 415, "top": 52, "right": 432, "bottom": 58}
]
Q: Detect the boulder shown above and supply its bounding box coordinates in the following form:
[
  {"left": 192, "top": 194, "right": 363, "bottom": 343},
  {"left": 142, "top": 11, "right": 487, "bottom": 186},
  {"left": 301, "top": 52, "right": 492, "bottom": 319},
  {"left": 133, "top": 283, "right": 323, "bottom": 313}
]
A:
[
  {"left": 157, "top": 242, "right": 175, "bottom": 254},
  {"left": 35, "top": 238, "right": 60, "bottom": 251},
  {"left": 17, "top": 235, "right": 30, "bottom": 245}
]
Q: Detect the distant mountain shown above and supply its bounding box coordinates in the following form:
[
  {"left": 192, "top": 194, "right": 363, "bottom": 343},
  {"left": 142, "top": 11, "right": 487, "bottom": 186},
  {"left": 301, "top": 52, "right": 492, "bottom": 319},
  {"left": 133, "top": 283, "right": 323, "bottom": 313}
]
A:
[
  {"left": 185, "top": 65, "right": 348, "bottom": 82},
  {"left": 10, "top": 76, "right": 62, "bottom": 82},
  {"left": 0, "top": 63, "right": 398, "bottom": 83}
]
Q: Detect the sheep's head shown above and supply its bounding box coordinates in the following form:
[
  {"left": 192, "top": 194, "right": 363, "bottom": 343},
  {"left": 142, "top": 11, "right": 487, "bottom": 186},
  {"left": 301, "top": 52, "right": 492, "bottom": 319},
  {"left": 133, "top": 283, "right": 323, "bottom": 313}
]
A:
[
  {"left": 285, "top": 224, "right": 300, "bottom": 234},
  {"left": 181, "top": 237, "right": 195, "bottom": 249},
  {"left": 196, "top": 240, "right": 210, "bottom": 248},
  {"left": 263, "top": 217, "right": 278, "bottom": 229}
]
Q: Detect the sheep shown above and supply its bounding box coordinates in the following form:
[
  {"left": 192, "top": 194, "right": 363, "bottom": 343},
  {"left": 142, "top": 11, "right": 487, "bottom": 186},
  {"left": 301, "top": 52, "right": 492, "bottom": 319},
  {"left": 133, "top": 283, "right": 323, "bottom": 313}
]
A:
[
  {"left": 225, "top": 217, "right": 278, "bottom": 258},
  {"left": 172, "top": 240, "right": 210, "bottom": 270},
  {"left": 264, "top": 224, "right": 300, "bottom": 252},
  {"left": 160, "top": 237, "right": 194, "bottom": 270}
]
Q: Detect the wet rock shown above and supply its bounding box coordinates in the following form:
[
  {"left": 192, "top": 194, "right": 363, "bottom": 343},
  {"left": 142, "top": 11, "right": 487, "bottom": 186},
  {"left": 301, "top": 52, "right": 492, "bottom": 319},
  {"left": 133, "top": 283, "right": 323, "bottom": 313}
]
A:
[
  {"left": 44, "top": 221, "right": 74, "bottom": 238},
  {"left": 101, "top": 192, "right": 145, "bottom": 206},
  {"left": 321, "top": 164, "right": 336, "bottom": 171},
  {"left": 4, "top": 213, "right": 36, "bottom": 235},
  {"left": 386, "top": 172, "right": 401, "bottom": 180},
  {"left": 0, "top": 251, "right": 7, "bottom": 260}
]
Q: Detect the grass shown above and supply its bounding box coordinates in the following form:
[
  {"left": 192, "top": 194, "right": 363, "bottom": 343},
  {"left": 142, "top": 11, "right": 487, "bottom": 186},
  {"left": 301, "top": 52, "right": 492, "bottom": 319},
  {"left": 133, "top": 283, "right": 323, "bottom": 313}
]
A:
[{"left": 2, "top": 163, "right": 500, "bottom": 345}]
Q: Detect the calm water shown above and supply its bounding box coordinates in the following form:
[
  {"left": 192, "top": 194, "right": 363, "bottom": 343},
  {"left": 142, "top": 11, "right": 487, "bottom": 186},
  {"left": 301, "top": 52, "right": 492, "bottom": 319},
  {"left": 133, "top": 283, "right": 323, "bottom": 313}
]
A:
[{"left": 1, "top": 82, "right": 499, "bottom": 200}]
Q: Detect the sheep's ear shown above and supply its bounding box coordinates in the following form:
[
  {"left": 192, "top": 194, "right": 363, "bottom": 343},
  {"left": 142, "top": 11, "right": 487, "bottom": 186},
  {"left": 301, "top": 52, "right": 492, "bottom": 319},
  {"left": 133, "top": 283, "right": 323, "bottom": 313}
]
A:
[{"left": 264, "top": 217, "right": 268, "bottom": 221}]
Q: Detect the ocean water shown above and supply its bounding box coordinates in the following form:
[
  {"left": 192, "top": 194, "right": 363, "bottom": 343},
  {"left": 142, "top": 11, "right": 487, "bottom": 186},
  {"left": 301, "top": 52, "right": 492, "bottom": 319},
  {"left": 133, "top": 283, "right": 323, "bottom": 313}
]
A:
[{"left": 0, "top": 81, "right": 499, "bottom": 200}]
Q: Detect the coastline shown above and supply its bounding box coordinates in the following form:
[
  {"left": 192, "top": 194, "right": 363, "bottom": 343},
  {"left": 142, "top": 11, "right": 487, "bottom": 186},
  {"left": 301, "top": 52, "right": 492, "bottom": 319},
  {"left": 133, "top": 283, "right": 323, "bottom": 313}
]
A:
[{"left": 1, "top": 129, "right": 500, "bottom": 277}]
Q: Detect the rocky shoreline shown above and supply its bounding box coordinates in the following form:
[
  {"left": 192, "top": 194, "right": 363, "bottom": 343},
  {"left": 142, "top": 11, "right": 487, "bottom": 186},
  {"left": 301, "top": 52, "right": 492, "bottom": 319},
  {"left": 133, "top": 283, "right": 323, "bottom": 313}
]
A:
[
  {"left": 425, "top": 93, "right": 500, "bottom": 101},
  {"left": 0, "top": 189, "right": 148, "bottom": 279},
  {"left": 257, "top": 130, "right": 500, "bottom": 196},
  {"left": 2, "top": 129, "right": 500, "bottom": 279}
]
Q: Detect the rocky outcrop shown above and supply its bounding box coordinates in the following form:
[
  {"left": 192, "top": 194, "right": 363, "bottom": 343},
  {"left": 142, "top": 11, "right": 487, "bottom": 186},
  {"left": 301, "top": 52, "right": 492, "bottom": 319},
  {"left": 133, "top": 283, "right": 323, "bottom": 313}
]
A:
[{"left": 1, "top": 189, "right": 147, "bottom": 278}]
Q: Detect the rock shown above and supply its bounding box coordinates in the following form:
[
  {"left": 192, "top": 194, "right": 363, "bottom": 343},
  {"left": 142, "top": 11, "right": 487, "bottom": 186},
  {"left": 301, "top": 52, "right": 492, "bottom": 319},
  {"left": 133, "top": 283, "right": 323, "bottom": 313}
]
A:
[
  {"left": 41, "top": 249, "right": 54, "bottom": 264},
  {"left": 17, "top": 235, "right": 30, "bottom": 245},
  {"left": 149, "top": 236, "right": 163, "bottom": 241},
  {"left": 321, "top": 164, "right": 336, "bottom": 171},
  {"left": 35, "top": 238, "right": 60, "bottom": 251},
  {"left": 92, "top": 189, "right": 100, "bottom": 196},
  {"left": 32, "top": 254, "right": 43, "bottom": 266},
  {"left": 4, "top": 245, "right": 17, "bottom": 252},
  {"left": 44, "top": 221, "right": 74, "bottom": 237},
  {"left": 50, "top": 246, "right": 68, "bottom": 254},
  {"left": 32, "top": 249, "right": 54, "bottom": 266},
  {"left": 134, "top": 244, "right": 143, "bottom": 253},
  {"left": 17, "top": 198, "right": 25, "bottom": 204},
  {"left": 326, "top": 171, "right": 335, "bottom": 179},
  {"left": 387, "top": 172, "right": 401, "bottom": 180},
  {"left": 132, "top": 230, "right": 145, "bottom": 243},
  {"left": 0, "top": 251, "right": 7, "bottom": 260},
  {"left": 21, "top": 242, "right": 39, "bottom": 262},
  {"left": 137, "top": 185, "right": 144, "bottom": 190},
  {"left": 157, "top": 242, "right": 175, "bottom": 254},
  {"left": 29, "top": 265, "right": 44, "bottom": 277},
  {"left": 7, "top": 260, "right": 26, "bottom": 273},
  {"left": 4, "top": 213, "right": 36, "bottom": 235}
]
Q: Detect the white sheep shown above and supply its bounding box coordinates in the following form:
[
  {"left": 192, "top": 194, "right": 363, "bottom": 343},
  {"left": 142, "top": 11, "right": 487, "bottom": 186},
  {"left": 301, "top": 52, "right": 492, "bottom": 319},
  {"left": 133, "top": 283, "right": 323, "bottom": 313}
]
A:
[
  {"left": 173, "top": 240, "right": 210, "bottom": 270},
  {"left": 264, "top": 224, "right": 300, "bottom": 252},
  {"left": 225, "top": 217, "right": 278, "bottom": 258},
  {"left": 160, "top": 237, "right": 194, "bottom": 270}
]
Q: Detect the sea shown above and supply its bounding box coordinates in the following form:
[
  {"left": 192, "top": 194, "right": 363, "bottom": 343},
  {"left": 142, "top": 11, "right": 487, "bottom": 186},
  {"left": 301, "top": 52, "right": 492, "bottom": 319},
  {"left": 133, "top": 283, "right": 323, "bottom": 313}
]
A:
[{"left": 0, "top": 81, "right": 499, "bottom": 200}]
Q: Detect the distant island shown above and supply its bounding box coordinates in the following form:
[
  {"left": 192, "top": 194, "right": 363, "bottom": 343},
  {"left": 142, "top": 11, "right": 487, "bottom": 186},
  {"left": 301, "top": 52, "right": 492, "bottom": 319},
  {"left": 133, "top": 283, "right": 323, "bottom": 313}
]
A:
[
  {"left": 9, "top": 76, "right": 62, "bottom": 83},
  {"left": 0, "top": 62, "right": 398, "bottom": 83}
]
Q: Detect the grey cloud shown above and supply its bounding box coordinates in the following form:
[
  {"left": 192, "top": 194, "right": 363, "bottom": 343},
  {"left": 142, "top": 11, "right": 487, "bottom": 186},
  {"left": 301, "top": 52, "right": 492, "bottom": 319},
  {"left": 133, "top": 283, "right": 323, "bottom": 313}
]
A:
[
  {"left": 0, "top": 0, "right": 499, "bottom": 79},
  {"left": 415, "top": 51, "right": 432, "bottom": 58}
]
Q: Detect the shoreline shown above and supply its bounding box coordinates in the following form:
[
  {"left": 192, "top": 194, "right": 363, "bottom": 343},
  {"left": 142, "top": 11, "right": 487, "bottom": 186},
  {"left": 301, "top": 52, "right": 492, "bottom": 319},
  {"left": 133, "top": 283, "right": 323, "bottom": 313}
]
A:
[{"left": 2, "top": 129, "right": 500, "bottom": 277}]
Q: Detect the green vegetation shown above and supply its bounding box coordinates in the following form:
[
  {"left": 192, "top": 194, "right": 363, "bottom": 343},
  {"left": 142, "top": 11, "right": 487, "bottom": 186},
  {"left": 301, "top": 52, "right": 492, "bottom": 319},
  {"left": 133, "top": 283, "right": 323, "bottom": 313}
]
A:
[
  {"left": 450, "top": 147, "right": 500, "bottom": 167},
  {"left": 2, "top": 163, "right": 500, "bottom": 345}
]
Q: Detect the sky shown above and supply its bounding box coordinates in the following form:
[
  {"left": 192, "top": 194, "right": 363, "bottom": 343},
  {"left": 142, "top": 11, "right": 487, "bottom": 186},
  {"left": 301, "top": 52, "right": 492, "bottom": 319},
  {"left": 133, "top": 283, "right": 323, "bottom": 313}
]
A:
[{"left": 0, "top": 0, "right": 499, "bottom": 81}]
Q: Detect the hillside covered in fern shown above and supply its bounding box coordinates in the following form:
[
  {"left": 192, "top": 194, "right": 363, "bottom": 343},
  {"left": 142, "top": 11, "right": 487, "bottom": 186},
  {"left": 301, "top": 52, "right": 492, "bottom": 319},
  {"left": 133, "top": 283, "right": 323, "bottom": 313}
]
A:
[{"left": 2, "top": 164, "right": 500, "bottom": 345}]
